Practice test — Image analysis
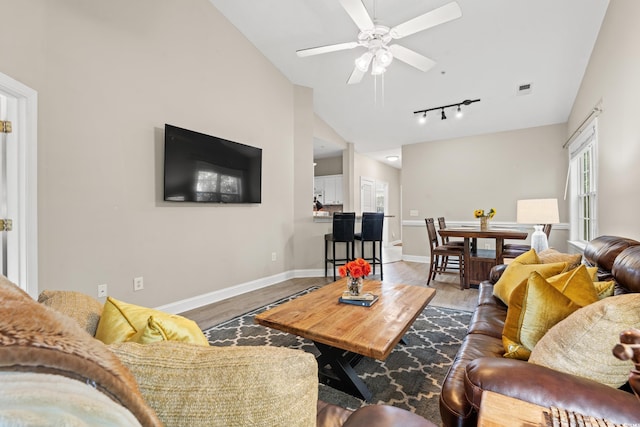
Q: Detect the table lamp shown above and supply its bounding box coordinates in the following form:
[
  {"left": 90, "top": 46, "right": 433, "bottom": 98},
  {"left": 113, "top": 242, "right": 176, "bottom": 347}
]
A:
[{"left": 516, "top": 198, "right": 560, "bottom": 253}]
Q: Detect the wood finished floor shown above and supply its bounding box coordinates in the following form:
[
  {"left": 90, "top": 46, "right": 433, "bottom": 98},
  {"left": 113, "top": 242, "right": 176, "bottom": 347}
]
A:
[{"left": 180, "top": 261, "right": 479, "bottom": 331}]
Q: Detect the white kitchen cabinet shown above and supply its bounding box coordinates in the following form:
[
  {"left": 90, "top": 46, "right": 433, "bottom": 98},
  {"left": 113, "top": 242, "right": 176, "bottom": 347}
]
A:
[{"left": 313, "top": 174, "right": 343, "bottom": 205}]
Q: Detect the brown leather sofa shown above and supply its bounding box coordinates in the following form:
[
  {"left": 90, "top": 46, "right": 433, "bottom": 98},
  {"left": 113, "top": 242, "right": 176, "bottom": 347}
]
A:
[{"left": 439, "top": 235, "right": 640, "bottom": 427}]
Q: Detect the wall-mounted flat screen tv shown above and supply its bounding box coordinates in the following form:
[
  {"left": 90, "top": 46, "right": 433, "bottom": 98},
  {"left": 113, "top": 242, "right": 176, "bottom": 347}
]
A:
[{"left": 164, "top": 124, "right": 262, "bottom": 203}]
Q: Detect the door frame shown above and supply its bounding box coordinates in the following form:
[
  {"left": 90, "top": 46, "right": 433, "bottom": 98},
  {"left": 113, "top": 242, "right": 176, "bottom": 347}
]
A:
[{"left": 0, "top": 72, "right": 38, "bottom": 297}]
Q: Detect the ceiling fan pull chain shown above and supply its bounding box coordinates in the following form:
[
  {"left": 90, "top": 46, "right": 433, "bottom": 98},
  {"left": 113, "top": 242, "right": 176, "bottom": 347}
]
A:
[
  {"left": 382, "top": 73, "right": 385, "bottom": 107},
  {"left": 374, "top": 74, "right": 378, "bottom": 107}
]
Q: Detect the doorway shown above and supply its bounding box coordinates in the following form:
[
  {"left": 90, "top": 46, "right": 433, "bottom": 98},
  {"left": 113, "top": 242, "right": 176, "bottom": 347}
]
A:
[
  {"left": 360, "top": 176, "right": 390, "bottom": 246},
  {"left": 0, "top": 71, "right": 38, "bottom": 297}
]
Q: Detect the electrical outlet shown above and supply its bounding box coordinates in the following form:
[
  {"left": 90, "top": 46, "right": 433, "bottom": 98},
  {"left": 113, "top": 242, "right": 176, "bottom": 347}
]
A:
[
  {"left": 409, "top": 210, "right": 419, "bottom": 217},
  {"left": 271, "top": 252, "right": 277, "bottom": 261},
  {"left": 98, "top": 284, "right": 107, "bottom": 298},
  {"left": 133, "top": 276, "right": 144, "bottom": 291}
]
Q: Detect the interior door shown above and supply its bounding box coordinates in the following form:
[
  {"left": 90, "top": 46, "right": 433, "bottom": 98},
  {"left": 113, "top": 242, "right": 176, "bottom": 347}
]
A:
[
  {"left": 0, "top": 93, "right": 18, "bottom": 280},
  {"left": 360, "top": 177, "right": 375, "bottom": 212}
]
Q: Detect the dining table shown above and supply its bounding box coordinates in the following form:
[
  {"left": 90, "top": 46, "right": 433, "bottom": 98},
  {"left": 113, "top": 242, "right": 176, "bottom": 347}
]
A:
[{"left": 438, "top": 227, "right": 528, "bottom": 288}]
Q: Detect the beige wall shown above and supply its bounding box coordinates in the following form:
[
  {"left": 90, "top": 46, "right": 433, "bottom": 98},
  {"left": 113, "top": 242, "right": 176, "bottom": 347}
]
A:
[
  {"left": 0, "top": 0, "right": 305, "bottom": 306},
  {"left": 401, "top": 124, "right": 568, "bottom": 259},
  {"left": 568, "top": 0, "right": 640, "bottom": 239},
  {"left": 314, "top": 157, "right": 343, "bottom": 176}
]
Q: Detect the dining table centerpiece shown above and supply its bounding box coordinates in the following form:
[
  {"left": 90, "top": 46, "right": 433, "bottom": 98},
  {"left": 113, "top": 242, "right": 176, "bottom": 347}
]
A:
[
  {"left": 339, "top": 258, "right": 372, "bottom": 296},
  {"left": 474, "top": 208, "right": 496, "bottom": 230}
]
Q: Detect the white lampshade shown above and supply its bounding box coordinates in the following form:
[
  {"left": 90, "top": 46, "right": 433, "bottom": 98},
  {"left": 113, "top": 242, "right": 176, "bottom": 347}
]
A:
[{"left": 516, "top": 199, "right": 559, "bottom": 225}]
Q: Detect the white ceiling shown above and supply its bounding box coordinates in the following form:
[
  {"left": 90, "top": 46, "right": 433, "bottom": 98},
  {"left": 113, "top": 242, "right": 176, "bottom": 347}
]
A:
[{"left": 208, "top": 0, "right": 609, "bottom": 169}]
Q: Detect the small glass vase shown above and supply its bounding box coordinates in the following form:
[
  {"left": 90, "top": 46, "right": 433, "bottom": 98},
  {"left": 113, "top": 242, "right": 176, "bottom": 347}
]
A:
[
  {"left": 480, "top": 216, "right": 489, "bottom": 231},
  {"left": 347, "top": 277, "right": 364, "bottom": 296}
]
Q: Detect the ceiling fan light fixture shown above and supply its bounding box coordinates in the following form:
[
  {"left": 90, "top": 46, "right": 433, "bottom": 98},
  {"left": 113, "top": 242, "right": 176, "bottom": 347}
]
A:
[
  {"left": 355, "top": 51, "right": 374, "bottom": 72},
  {"left": 375, "top": 48, "right": 393, "bottom": 67},
  {"left": 371, "top": 57, "right": 387, "bottom": 75}
]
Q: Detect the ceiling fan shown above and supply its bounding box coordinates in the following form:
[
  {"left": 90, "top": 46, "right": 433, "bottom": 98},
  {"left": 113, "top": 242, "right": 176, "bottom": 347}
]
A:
[{"left": 296, "top": 0, "right": 462, "bottom": 84}]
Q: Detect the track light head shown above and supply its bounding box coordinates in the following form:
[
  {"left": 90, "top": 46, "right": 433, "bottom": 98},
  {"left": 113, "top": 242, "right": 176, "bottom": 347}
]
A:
[
  {"left": 418, "top": 111, "right": 427, "bottom": 124},
  {"left": 413, "top": 98, "right": 481, "bottom": 125}
]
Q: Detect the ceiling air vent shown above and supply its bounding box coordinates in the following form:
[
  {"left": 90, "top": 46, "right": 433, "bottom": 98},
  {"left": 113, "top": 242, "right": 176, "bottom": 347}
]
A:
[{"left": 517, "top": 83, "right": 532, "bottom": 95}]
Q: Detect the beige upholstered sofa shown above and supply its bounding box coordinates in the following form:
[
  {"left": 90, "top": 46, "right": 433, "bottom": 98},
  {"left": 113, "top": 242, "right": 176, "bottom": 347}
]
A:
[{"left": 0, "top": 275, "right": 434, "bottom": 427}]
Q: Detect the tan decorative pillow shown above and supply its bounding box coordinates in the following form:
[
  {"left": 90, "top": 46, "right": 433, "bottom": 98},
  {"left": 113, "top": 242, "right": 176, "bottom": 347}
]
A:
[
  {"left": 537, "top": 248, "right": 582, "bottom": 270},
  {"left": 529, "top": 293, "right": 640, "bottom": 388},
  {"left": 502, "top": 266, "right": 598, "bottom": 360},
  {"left": 38, "top": 290, "right": 103, "bottom": 336},
  {"left": 95, "top": 297, "right": 208, "bottom": 346},
  {"left": 109, "top": 342, "right": 318, "bottom": 427}
]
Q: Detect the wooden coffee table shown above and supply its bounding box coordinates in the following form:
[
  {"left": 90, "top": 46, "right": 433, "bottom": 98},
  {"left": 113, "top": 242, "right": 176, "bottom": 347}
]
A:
[{"left": 255, "top": 278, "right": 436, "bottom": 401}]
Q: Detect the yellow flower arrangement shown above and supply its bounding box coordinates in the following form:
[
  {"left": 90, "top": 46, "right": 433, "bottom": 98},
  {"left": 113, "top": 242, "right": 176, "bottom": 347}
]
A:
[{"left": 474, "top": 208, "right": 496, "bottom": 219}]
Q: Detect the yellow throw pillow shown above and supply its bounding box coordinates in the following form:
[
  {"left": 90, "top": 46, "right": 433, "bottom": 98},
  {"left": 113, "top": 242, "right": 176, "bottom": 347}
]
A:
[
  {"left": 545, "top": 265, "right": 600, "bottom": 306},
  {"left": 593, "top": 280, "right": 615, "bottom": 299},
  {"left": 131, "top": 315, "right": 209, "bottom": 346},
  {"left": 537, "top": 248, "right": 582, "bottom": 270},
  {"left": 529, "top": 293, "right": 640, "bottom": 388},
  {"left": 502, "top": 265, "right": 599, "bottom": 360},
  {"left": 95, "top": 297, "right": 208, "bottom": 346},
  {"left": 493, "top": 256, "right": 568, "bottom": 305}
]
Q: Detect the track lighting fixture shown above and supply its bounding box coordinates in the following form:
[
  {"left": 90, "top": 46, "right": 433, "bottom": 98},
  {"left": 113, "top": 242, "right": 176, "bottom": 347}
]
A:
[{"left": 413, "top": 98, "right": 481, "bottom": 123}]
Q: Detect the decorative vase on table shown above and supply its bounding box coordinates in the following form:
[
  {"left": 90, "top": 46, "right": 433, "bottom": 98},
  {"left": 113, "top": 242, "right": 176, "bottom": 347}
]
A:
[
  {"left": 338, "top": 258, "right": 372, "bottom": 297},
  {"left": 347, "top": 277, "right": 364, "bottom": 296},
  {"left": 474, "top": 208, "right": 495, "bottom": 232}
]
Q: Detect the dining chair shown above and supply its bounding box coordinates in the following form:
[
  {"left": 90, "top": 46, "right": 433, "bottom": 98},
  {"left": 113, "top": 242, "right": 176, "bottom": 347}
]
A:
[
  {"left": 325, "top": 212, "right": 356, "bottom": 281},
  {"left": 437, "top": 217, "right": 464, "bottom": 246},
  {"left": 425, "top": 218, "right": 465, "bottom": 289},
  {"left": 354, "top": 212, "right": 384, "bottom": 280},
  {"left": 503, "top": 224, "right": 553, "bottom": 258}
]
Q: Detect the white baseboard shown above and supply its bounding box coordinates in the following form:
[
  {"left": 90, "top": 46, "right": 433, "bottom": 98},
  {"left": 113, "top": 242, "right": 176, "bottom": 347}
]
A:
[
  {"left": 155, "top": 268, "right": 326, "bottom": 314},
  {"left": 402, "top": 254, "right": 428, "bottom": 264}
]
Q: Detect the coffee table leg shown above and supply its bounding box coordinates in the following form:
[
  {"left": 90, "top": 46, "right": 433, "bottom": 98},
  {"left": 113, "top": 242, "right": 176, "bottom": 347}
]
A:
[{"left": 314, "top": 342, "right": 373, "bottom": 402}]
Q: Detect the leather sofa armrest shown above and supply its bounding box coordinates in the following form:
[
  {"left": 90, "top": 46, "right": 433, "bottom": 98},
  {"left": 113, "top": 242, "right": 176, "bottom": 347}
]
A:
[
  {"left": 343, "top": 405, "right": 436, "bottom": 427},
  {"left": 488, "top": 264, "right": 508, "bottom": 284},
  {"left": 465, "top": 357, "right": 640, "bottom": 425}
]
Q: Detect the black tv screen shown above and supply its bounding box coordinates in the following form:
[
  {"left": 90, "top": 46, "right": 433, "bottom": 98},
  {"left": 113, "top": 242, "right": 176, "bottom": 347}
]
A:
[{"left": 164, "top": 124, "right": 262, "bottom": 203}]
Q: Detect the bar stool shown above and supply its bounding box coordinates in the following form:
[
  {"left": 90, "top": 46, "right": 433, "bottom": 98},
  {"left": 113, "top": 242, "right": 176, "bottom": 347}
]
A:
[
  {"left": 325, "top": 212, "right": 356, "bottom": 281},
  {"left": 354, "top": 212, "right": 384, "bottom": 280}
]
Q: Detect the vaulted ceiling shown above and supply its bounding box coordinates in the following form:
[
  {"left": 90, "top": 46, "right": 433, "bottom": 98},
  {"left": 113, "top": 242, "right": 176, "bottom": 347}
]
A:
[{"left": 209, "top": 0, "right": 609, "bottom": 167}]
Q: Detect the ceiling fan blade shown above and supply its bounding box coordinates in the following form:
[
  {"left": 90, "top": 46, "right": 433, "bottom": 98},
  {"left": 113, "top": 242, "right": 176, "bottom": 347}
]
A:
[
  {"left": 347, "top": 66, "right": 365, "bottom": 85},
  {"left": 390, "top": 2, "right": 462, "bottom": 39},
  {"left": 389, "top": 45, "right": 436, "bottom": 72},
  {"left": 339, "top": 0, "right": 374, "bottom": 32},
  {"left": 296, "top": 41, "right": 359, "bottom": 57}
]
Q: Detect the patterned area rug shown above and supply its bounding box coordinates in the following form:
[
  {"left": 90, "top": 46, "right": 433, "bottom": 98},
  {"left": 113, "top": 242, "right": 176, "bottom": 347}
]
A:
[{"left": 203, "top": 287, "right": 472, "bottom": 422}]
